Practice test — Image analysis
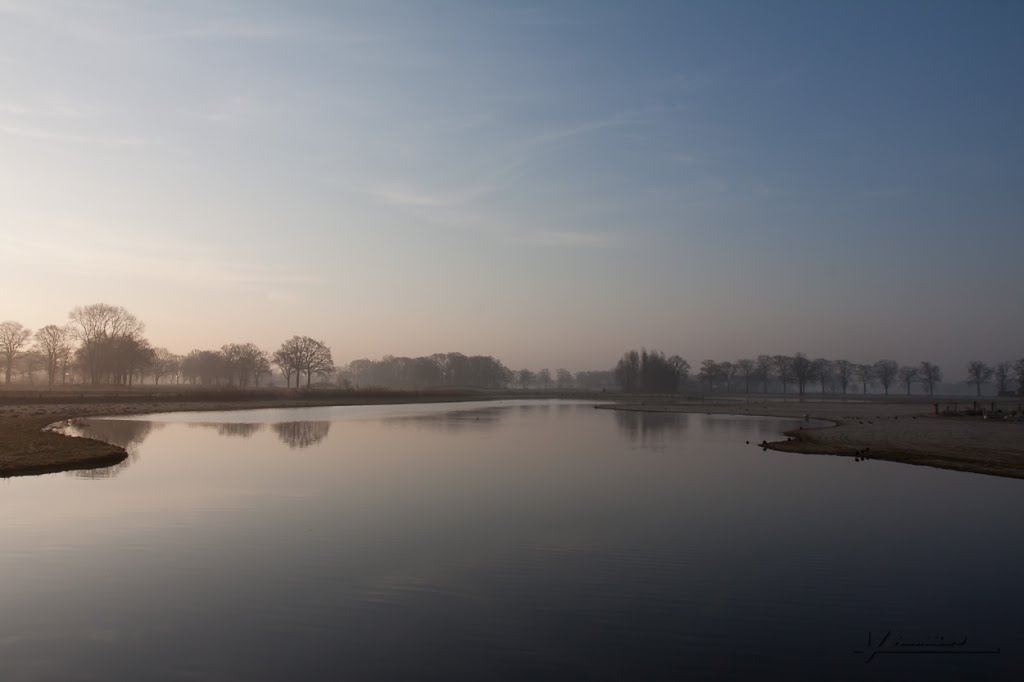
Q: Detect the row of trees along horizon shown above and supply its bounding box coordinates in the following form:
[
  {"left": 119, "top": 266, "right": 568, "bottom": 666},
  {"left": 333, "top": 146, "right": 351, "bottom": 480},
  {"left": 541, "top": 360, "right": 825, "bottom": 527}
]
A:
[
  {"left": 613, "top": 349, "right": 1024, "bottom": 398},
  {"left": 0, "top": 305, "right": 1022, "bottom": 397}
]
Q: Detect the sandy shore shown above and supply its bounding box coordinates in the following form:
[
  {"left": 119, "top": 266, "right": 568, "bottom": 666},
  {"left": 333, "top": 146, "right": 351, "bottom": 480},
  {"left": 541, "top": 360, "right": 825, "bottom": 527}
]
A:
[
  {"left": 3, "top": 393, "right": 1023, "bottom": 480},
  {"left": 598, "top": 398, "right": 1024, "bottom": 480}
]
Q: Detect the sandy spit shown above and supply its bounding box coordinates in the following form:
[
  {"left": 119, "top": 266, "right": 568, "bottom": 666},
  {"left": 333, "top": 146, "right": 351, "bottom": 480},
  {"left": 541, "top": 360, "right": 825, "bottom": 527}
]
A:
[{"left": 597, "top": 397, "right": 1024, "bottom": 480}]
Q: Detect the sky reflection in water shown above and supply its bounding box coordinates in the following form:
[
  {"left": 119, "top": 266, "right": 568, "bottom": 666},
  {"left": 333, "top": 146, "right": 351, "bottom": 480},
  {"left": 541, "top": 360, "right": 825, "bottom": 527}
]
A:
[{"left": 2, "top": 401, "right": 1022, "bottom": 681}]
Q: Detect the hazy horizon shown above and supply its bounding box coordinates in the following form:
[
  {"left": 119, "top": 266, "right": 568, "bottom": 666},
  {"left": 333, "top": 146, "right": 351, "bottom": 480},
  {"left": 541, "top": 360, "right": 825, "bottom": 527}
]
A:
[{"left": 3, "top": 1, "right": 1022, "bottom": 373}]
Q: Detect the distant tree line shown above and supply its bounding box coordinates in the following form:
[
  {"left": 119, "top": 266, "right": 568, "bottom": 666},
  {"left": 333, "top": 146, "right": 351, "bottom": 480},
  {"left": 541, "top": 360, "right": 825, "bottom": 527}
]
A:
[
  {"left": 0, "top": 304, "right": 336, "bottom": 388},
  {"left": 340, "top": 353, "right": 511, "bottom": 389},
  {"left": 611, "top": 349, "right": 1024, "bottom": 397},
  {"left": 3, "top": 305, "right": 1022, "bottom": 397}
]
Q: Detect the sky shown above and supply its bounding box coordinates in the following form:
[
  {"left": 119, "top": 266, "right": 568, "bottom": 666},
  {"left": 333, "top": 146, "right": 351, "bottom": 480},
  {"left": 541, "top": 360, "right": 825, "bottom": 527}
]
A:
[{"left": 1, "top": 0, "right": 1022, "bottom": 374}]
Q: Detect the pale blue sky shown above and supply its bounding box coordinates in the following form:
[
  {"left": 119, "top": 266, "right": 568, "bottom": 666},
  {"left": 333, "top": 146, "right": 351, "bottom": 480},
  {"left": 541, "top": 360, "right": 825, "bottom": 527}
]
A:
[{"left": 2, "top": 1, "right": 1021, "bottom": 372}]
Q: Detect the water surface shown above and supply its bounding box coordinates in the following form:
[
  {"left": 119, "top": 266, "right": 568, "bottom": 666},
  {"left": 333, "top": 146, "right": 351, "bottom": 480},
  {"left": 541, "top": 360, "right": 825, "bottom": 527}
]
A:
[{"left": 2, "top": 401, "right": 1021, "bottom": 681}]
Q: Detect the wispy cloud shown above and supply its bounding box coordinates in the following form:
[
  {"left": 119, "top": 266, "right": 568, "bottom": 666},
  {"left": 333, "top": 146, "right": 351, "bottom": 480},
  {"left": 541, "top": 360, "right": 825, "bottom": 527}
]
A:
[
  {"left": 0, "top": 123, "right": 150, "bottom": 146},
  {"left": 179, "top": 96, "right": 256, "bottom": 124},
  {"left": 518, "top": 230, "right": 615, "bottom": 248},
  {"left": 175, "top": 20, "right": 377, "bottom": 45},
  {"left": 7, "top": 230, "right": 314, "bottom": 288},
  {"left": 0, "top": 99, "right": 95, "bottom": 117},
  {"left": 365, "top": 185, "right": 495, "bottom": 208},
  {"left": 178, "top": 21, "right": 290, "bottom": 40},
  {"left": 526, "top": 115, "right": 638, "bottom": 147}
]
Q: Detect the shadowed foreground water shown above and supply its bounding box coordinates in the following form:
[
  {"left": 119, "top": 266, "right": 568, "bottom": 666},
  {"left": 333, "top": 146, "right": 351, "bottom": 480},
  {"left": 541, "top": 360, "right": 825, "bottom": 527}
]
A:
[{"left": 2, "top": 400, "right": 1022, "bottom": 681}]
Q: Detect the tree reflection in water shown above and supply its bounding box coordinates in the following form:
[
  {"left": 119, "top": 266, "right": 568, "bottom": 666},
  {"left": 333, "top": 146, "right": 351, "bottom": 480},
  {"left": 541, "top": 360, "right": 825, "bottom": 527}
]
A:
[
  {"left": 190, "top": 422, "right": 265, "bottom": 438},
  {"left": 380, "top": 407, "right": 504, "bottom": 433},
  {"left": 271, "top": 421, "right": 331, "bottom": 449},
  {"left": 60, "top": 419, "right": 163, "bottom": 479},
  {"left": 613, "top": 410, "right": 687, "bottom": 448}
]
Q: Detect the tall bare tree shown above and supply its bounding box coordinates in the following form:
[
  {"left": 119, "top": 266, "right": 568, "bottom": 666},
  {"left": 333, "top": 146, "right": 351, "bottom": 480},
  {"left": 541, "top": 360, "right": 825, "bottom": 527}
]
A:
[
  {"left": 615, "top": 351, "right": 641, "bottom": 393},
  {"left": 918, "top": 361, "right": 943, "bottom": 396},
  {"left": 898, "top": 365, "right": 919, "bottom": 395},
  {"left": 555, "top": 368, "right": 573, "bottom": 389},
  {"left": 965, "top": 361, "right": 993, "bottom": 397},
  {"left": 151, "top": 348, "right": 181, "bottom": 385},
  {"left": 873, "top": 359, "right": 899, "bottom": 396},
  {"left": 67, "top": 303, "right": 145, "bottom": 384},
  {"left": 1014, "top": 358, "right": 1024, "bottom": 397},
  {"left": 720, "top": 361, "right": 737, "bottom": 392},
  {"left": 773, "top": 355, "right": 793, "bottom": 394},
  {"left": 273, "top": 341, "right": 300, "bottom": 388},
  {"left": 282, "top": 336, "right": 334, "bottom": 387},
  {"left": 993, "top": 361, "right": 1012, "bottom": 395},
  {"left": 698, "top": 359, "right": 719, "bottom": 394},
  {"left": 833, "top": 359, "right": 853, "bottom": 395},
  {"left": 756, "top": 355, "right": 773, "bottom": 393},
  {"left": 32, "top": 325, "right": 72, "bottom": 386},
  {"left": 811, "top": 358, "right": 833, "bottom": 394},
  {"left": 854, "top": 363, "right": 874, "bottom": 394},
  {"left": 791, "top": 353, "right": 814, "bottom": 395},
  {"left": 736, "top": 359, "right": 755, "bottom": 393},
  {"left": 0, "top": 321, "right": 32, "bottom": 384}
]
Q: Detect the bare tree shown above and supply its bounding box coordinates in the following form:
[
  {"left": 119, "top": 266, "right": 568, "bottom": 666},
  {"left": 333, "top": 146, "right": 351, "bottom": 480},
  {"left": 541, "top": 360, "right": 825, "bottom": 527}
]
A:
[
  {"left": 854, "top": 363, "right": 874, "bottom": 394},
  {"left": 720, "top": 361, "right": 737, "bottom": 392},
  {"left": 791, "top": 353, "right": 814, "bottom": 395},
  {"left": 898, "top": 365, "right": 919, "bottom": 396},
  {"left": 536, "top": 368, "right": 553, "bottom": 389},
  {"left": 615, "top": 351, "right": 641, "bottom": 393},
  {"left": 0, "top": 321, "right": 32, "bottom": 384},
  {"left": 756, "top": 355, "right": 773, "bottom": 393},
  {"left": 57, "top": 339, "right": 74, "bottom": 384},
  {"left": 833, "top": 359, "right": 853, "bottom": 395},
  {"left": 965, "top": 361, "right": 993, "bottom": 397},
  {"left": 221, "top": 342, "right": 270, "bottom": 387},
  {"left": 994, "top": 361, "right": 1012, "bottom": 395},
  {"left": 918, "top": 361, "right": 943, "bottom": 396},
  {"left": 17, "top": 349, "right": 46, "bottom": 384},
  {"left": 668, "top": 355, "right": 690, "bottom": 390},
  {"left": 555, "top": 368, "right": 573, "bottom": 389},
  {"left": 811, "top": 358, "right": 833, "bottom": 394},
  {"left": 32, "top": 324, "right": 71, "bottom": 386},
  {"left": 873, "top": 359, "right": 899, "bottom": 396},
  {"left": 299, "top": 338, "right": 334, "bottom": 387},
  {"left": 253, "top": 352, "right": 272, "bottom": 387},
  {"left": 273, "top": 338, "right": 302, "bottom": 387},
  {"left": 773, "top": 355, "right": 793, "bottom": 394},
  {"left": 151, "top": 348, "right": 181, "bottom": 385},
  {"left": 67, "top": 303, "right": 145, "bottom": 384},
  {"left": 698, "top": 359, "right": 719, "bottom": 394},
  {"left": 1015, "top": 358, "right": 1024, "bottom": 397},
  {"left": 736, "top": 359, "right": 755, "bottom": 393},
  {"left": 517, "top": 368, "right": 534, "bottom": 390}
]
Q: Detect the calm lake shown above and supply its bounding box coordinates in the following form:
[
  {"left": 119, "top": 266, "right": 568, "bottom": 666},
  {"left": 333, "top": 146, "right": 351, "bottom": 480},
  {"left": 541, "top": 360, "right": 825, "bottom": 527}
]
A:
[{"left": 2, "top": 400, "right": 1022, "bottom": 681}]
